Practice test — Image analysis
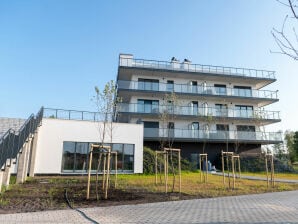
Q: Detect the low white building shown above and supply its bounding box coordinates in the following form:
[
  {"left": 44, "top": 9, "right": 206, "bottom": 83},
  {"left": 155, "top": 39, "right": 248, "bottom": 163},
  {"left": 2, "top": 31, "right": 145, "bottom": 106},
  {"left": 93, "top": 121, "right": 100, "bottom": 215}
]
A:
[{"left": 33, "top": 117, "right": 143, "bottom": 174}]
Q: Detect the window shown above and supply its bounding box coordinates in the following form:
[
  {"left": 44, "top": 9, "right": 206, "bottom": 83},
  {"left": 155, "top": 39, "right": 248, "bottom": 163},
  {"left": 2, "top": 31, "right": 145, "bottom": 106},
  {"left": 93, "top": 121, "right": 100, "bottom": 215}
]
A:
[
  {"left": 61, "top": 142, "right": 135, "bottom": 173},
  {"left": 62, "top": 142, "right": 76, "bottom": 172},
  {"left": 214, "top": 84, "right": 227, "bottom": 95},
  {"left": 138, "top": 78, "right": 159, "bottom": 91},
  {"left": 236, "top": 125, "right": 256, "bottom": 140},
  {"left": 235, "top": 105, "right": 253, "bottom": 118},
  {"left": 137, "top": 99, "right": 159, "bottom": 113},
  {"left": 215, "top": 104, "right": 228, "bottom": 117},
  {"left": 234, "top": 86, "right": 252, "bottom": 97},
  {"left": 123, "top": 144, "right": 134, "bottom": 171},
  {"left": 190, "top": 81, "right": 198, "bottom": 93},
  {"left": 191, "top": 101, "right": 198, "bottom": 115},
  {"left": 168, "top": 122, "right": 175, "bottom": 138},
  {"left": 216, "top": 124, "right": 229, "bottom": 131},
  {"left": 236, "top": 125, "right": 255, "bottom": 132},
  {"left": 167, "top": 80, "right": 174, "bottom": 92},
  {"left": 143, "top": 121, "right": 159, "bottom": 138},
  {"left": 191, "top": 122, "right": 199, "bottom": 130}
]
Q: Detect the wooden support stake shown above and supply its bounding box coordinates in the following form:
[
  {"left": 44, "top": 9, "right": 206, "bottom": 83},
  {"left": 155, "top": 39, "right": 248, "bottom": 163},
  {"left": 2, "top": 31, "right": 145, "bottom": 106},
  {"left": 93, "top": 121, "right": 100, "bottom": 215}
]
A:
[
  {"left": 105, "top": 150, "right": 111, "bottom": 199},
  {"left": 86, "top": 149, "right": 93, "bottom": 200},
  {"left": 178, "top": 151, "right": 181, "bottom": 193},
  {"left": 155, "top": 151, "right": 158, "bottom": 185}
]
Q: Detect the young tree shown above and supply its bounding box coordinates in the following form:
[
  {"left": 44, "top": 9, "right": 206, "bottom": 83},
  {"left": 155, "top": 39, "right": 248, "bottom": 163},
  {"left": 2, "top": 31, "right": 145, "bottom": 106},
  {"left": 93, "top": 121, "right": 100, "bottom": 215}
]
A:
[
  {"left": 159, "top": 92, "right": 179, "bottom": 192},
  {"left": 272, "top": 0, "right": 298, "bottom": 60},
  {"left": 92, "top": 80, "right": 121, "bottom": 199}
]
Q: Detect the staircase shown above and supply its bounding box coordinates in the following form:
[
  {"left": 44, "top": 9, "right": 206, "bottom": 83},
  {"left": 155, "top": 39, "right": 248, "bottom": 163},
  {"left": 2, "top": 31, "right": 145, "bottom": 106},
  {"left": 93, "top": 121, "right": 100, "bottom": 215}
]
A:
[{"left": 0, "top": 107, "right": 44, "bottom": 189}]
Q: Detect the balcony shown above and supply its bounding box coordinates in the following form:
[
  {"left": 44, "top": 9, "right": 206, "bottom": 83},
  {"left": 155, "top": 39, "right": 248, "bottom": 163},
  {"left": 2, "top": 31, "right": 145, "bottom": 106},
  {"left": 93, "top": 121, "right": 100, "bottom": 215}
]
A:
[
  {"left": 119, "top": 57, "right": 276, "bottom": 80},
  {"left": 117, "top": 103, "right": 280, "bottom": 123},
  {"left": 117, "top": 80, "right": 278, "bottom": 100},
  {"left": 143, "top": 128, "right": 282, "bottom": 144}
]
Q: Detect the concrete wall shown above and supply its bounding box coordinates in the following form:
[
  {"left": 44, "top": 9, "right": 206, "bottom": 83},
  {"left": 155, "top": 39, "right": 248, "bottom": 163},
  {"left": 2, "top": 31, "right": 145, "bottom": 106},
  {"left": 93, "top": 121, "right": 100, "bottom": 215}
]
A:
[{"left": 34, "top": 118, "right": 143, "bottom": 174}]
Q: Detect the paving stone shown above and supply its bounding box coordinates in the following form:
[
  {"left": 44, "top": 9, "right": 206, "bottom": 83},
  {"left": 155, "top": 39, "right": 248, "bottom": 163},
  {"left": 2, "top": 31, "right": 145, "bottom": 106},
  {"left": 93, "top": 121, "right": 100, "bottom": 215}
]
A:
[{"left": 0, "top": 191, "right": 297, "bottom": 223}]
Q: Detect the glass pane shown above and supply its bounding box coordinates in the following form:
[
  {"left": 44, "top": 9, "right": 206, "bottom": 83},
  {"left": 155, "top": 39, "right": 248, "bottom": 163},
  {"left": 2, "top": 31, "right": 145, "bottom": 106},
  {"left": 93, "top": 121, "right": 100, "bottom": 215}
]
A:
[
  {"left": 74, "top": 143, "right": 88, "bottom": 172},
  {"left": 123, "top": 144, "right": 134, "bottom": 171},
  {"left": 62, "top": 142, "right": 75, "bottom": 171},
  {"left": 112, "top": 143, "right": 123, "bottom": 170}
]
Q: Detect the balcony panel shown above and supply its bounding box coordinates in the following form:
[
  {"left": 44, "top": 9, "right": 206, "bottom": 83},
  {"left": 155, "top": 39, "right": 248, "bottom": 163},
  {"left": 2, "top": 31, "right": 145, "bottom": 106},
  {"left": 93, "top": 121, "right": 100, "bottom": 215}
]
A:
[
  {"left": 143, "top": 128, "right": 282, "bottom": 144},
  {"left": 119, "top": 58, "right": 276, "bottom": 80},
  {"left": 117, "top": 103, "right": 281, "bottom": 124},
  {"left": 117, "top": 80, "right": 278, "bottom": 103}
]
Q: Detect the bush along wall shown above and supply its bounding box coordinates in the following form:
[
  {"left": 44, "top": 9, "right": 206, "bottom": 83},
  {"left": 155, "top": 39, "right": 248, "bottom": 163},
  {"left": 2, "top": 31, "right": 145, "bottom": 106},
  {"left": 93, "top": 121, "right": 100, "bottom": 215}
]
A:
[
  {"left": 143, "top": 147, "right": 194, "bottom": 174},
  {"left": 213, "top": 153, "right": 296, "bottom": 173}
]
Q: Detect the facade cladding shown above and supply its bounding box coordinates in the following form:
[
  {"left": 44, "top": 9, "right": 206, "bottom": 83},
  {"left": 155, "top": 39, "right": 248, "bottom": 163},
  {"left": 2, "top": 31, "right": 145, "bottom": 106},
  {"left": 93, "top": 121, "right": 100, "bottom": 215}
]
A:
[{"left": 116, "top": 54, "right": 282, "bottom": 165}]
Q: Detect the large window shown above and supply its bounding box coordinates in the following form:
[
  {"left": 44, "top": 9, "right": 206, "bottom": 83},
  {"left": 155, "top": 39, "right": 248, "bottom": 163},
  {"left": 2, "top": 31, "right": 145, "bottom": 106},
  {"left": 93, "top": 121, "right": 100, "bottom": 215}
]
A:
[
  {"left": 137, "top": 99, "right": 159, "bottom": 113},
  {"left": 214, "top": 84, "right": 227, "bottom": 95},
  {"left": 235, "top": 105, "right": 253, "bottom": 118},
  {"left": 215, "top": 104, "right": 228, "bottom": 117},
  {"left": 138, "top": 78, "right": 159, "bottom": 91},
  {"left": 62, "top": 142, "right": 135, "bottom": 173},
  {"left": 234, "top": 86, "right": 252, "bottom": 97},
  {"left": 167, "top": 80, "right": 174, "bottom": 92}
]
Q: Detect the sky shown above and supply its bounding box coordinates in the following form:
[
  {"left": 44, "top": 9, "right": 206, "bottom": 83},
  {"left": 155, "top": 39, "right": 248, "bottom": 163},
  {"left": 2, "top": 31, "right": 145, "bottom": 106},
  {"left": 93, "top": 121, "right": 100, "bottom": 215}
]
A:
[{"left": 0, "top": 0, "right": 297, "bottom": 132}]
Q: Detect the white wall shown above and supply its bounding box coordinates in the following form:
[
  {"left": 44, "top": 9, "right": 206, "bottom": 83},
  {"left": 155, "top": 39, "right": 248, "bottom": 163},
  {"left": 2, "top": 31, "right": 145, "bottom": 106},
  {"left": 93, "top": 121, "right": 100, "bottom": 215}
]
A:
[{"left": 34, "top": 118, "right": 143, "bottom": 174}]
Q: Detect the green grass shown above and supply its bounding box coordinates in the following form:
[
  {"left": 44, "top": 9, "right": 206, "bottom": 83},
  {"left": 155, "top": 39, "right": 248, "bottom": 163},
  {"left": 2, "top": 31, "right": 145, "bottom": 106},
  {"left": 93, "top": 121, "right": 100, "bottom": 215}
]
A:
[
  {"left": 116, "top": 171, "right": 298, "bottom": 197},
  {"left": 241, "top": 172, "right": 298, "bottom": 180}
]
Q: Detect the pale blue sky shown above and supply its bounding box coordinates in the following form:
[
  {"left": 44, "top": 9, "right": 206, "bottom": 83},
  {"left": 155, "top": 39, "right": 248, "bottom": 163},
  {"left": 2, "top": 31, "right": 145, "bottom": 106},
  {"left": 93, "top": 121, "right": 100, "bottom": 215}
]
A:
[{"left": 0, "top": 0, "right": 297, "bottom": 132}]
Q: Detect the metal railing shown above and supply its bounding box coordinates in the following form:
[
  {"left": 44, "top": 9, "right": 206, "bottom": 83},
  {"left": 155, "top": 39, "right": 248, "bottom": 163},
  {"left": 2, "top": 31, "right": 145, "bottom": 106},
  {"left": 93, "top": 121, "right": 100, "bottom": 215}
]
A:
[
  {"left": 144, "top": 128, "right": 282, "bottom": 142},
  {"left": 0, "top": 107, "right": 44, "bottom": 169},
  {"left": 43, "top": 108, "right": 101, "bottom": 121},
  {"left": 119, "top": 57, "right": 276, "bottom": 79},
  {"left": 117, "top": 80, "right": 278, "bottom": 100},
  {"left": 118, "top": 103, "right": 280, "bottom": 120}
]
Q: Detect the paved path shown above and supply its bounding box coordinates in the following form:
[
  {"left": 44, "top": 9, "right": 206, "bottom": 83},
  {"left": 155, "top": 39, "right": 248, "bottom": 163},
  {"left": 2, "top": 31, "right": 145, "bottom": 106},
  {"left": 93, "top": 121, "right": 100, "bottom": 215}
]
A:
[{"left": 0, "top": 191, "right": 298, "bottom": 223}]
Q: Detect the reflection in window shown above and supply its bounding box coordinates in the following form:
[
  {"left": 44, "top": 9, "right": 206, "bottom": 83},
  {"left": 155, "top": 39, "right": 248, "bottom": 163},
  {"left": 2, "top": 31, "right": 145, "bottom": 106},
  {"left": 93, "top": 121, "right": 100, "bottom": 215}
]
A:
[
  {"left": 61, "top": 142, "right": 134, "bottom": 173},
  {"left": 234, "top": 86, "right": 252, "bottom": 97},
  {"left": 62, "top": 142, "right": 76, "bottom": 172},
  {"left": 124, "top": 144, "right": 134, "bottom": 170}
]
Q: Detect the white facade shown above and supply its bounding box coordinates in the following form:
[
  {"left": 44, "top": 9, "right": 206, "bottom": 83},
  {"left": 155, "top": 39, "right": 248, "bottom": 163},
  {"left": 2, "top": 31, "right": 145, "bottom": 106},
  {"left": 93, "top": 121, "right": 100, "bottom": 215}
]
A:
[{"left": 33, "top": 118, "right": 143, "bottom": 174}]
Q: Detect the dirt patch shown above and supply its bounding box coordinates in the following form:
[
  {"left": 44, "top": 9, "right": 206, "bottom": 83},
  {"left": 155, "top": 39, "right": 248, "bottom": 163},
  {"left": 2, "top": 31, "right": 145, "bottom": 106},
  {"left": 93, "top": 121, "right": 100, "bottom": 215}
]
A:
[{"left": 0, "top": 177, "right": 192, "bottom": 214}]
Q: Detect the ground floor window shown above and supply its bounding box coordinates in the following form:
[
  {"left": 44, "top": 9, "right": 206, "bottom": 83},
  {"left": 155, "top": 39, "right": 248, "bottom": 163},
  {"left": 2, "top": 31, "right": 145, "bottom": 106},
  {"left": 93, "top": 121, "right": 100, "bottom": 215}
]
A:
[{"left": 62, "top": 142, "right": 135, "bottom": 173}]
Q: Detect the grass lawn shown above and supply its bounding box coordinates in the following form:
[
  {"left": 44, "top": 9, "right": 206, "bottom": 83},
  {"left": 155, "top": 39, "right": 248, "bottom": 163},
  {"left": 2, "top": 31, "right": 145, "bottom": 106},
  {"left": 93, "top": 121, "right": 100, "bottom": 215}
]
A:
[
  {"left": 0, "top": 172, "right": 297, "bottom": 214},
  {"left": 240, "top": 172, "right": 298, "bottom": 180}
]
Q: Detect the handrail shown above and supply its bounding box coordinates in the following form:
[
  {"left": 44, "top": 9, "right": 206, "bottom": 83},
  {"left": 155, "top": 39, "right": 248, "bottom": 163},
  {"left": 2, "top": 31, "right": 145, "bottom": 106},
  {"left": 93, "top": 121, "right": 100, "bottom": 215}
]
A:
[
  {"left": 117, "top": 80, "right": 279, "bottom": 100},
  {"left": 0, "top": 107, "right": 44, "bottom": 169},
  {"left": 117, "top": 103, "right": 281, "bottom": 120},
  {"left": 143, "top": 128, "right": 283, "bottom": 142},
  {"left": 119, "top": 57, "right": 276, "bottom": 79}
]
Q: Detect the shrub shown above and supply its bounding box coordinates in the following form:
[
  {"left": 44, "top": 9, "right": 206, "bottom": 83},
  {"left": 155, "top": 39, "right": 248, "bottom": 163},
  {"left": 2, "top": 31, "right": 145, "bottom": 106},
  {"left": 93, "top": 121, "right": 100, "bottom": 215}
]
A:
[{"left": 143, "top": 147, "right": 194, "bottom": 174}]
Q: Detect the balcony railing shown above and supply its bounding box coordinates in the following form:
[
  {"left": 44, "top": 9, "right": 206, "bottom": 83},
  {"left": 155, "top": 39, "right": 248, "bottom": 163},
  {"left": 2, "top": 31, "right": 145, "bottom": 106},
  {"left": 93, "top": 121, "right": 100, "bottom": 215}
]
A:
[
  {"left": 144, "top": 128, "right": 282, "bottom": 142},
  {"left": 118, "top": 103, "right": 281, "bottom": 120},
  {"left": 119, "top": 57, "right": 276, "bottom": 79},
  {"left": 117, "top": 80, "right": 278, "bottom": 100}
]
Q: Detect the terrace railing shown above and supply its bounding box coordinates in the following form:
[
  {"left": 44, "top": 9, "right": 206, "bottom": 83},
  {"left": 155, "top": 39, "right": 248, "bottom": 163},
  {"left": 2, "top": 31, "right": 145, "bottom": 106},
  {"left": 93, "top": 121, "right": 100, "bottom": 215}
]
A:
[
  {"left": 119, "top": 57, "right": 276, "bottom": 79},
  {"left": 144, "top": 128, "right": 283, "bottom": 142},
  {"left": 0, "top": 107, "right": 44, "bottom": 169},
  {"left": 117, "top": 80, "right": 278, "bottom": 100},
  {"left": 118, "top": 103, "right": 280, "bottom": 120}
]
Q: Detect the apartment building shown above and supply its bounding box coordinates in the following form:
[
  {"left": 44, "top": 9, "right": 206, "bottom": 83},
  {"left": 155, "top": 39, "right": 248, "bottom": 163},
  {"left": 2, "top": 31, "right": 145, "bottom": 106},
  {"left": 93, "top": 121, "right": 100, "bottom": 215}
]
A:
[{"left": 116, "top": 54, "right": 282, "bottom": 163}]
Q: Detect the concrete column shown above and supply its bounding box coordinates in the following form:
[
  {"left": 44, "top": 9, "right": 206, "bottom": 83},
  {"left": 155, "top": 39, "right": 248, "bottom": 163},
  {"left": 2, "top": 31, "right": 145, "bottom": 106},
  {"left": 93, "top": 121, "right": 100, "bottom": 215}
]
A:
[
  {"left": 2, "top": 167, "right": 11, "bottom": 189},
  {"left": 16, "top": 142, "right": 29, "bottom": 184},
  {"left": 22, "top": 137, "right": 32, "bottom": 181},
  {"left": 0, "top": 171, "right": 4, "bottom": 192},
  {"left": 29, "top": 131, "right": 39, "bottom": 177}
]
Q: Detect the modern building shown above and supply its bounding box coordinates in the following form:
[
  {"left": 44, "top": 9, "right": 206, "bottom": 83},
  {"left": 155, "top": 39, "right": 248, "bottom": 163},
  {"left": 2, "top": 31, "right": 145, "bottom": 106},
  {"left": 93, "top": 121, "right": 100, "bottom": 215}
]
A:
[
  {"left": 116, "top": 54, "right": 282, "bottom": 164},
  {"left": 0, "top": 107, "right": 143, "bottom": 190}
]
